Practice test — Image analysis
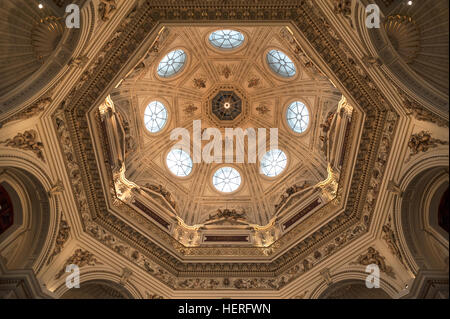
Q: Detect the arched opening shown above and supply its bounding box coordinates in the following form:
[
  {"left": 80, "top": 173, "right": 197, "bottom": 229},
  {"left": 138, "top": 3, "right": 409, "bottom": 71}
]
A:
[
  {"left": 400, "top": 166, "right": 449, "bottom": 272},
  {"left": 60, "top": 280, "right": 134, "bottom": 299},
  {"left": 0, "top": 184, "right": 14, "bottom": 235},
  {"left": 318, "top": 280, "right": 391, "bottom": 299},
  {"left": 0, "top": 167, "right": 51, "bottom": 271},
  {"left": 438, "top": 187, "right": 449, "bottom": 234}
]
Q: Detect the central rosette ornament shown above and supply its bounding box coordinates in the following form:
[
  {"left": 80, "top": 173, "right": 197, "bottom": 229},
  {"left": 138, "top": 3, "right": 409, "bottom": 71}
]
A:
[
  {"left": 212, "top": 91, "right": 242, "bottom": 121},
  {"left": 203, "top": 84, "right": 249, "bottom": 128}
]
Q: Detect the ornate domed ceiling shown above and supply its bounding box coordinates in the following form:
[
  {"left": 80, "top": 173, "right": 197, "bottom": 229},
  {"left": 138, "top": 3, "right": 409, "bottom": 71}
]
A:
[
  {"left": 107, "top": 25, "right": 345, "bottom": 231},
  {"left": 0, "top": 0, "right": 85, "bottom": 119},
  {"left": 0, "top": 0, "right": 448, "bottom": 300},
  {"left": 383, "top": 0, "right": 449, "bottom": 95},
  {"left": 0, "top": 0, "right": 62, "bottom": 96}
]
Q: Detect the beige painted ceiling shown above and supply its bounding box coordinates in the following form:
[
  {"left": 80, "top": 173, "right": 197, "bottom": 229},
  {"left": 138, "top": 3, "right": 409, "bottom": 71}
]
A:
[{"left": 110, "top": 25, "right": 343, "bottom": 227}]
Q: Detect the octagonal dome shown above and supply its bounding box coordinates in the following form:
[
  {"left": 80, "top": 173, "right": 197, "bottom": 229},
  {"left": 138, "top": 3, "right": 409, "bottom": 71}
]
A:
[{"left": 106, "top": 25, "right": 346, "bottom": 235}]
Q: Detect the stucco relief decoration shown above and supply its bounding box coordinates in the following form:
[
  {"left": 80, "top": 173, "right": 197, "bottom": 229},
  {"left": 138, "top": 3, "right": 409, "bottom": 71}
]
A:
[
  {"left": 247, "top": 77, "right": 260, "bottom": 88},
  {"left": 220, "top": 65, "right": 232, "bottom": 79},
  {"left": 205, "top": 208, "right": 246, "bottom": 223},
  {"left": 48, "top": 180, "right": 65, "bottom": 197},
  {"left": 146, "top": 292, "right": 164, "bottom": 299},
  {"left": 362, "top": 55, "right": 382, "bottom": 67},
  {"left": 193, "top": 78, "right": 207, "bottom": 89},
  {"left": 0, "top": 0, "right": 447, "bottom": 300},
  {"left": 119, "top": 267, "right": 133, "bottom": 285},
  {"left": 256, "top": 104, "right": 269, "bottom": 115},
  {"left": 0, "top": 130, "right": 45, "bottom": 161},
  {"left": 99, "top": 0, "right": 118, "bottom": 21},
  {"left": 183, "top": 104, "right": 198, "bottom": 116},
  {"left": 125, "top": 28, "right": 170, "bottom": 80},
  {"left": 144, "top": 183, "right": 176, "bottom": 209},
  {"left": 69, "top": 55, "right": 89, "bottom": 68},
  {"left": 55, "top": 249, "right": 101, "bottom": 279},
  {"left": 408, "top": 131, "right": 448, "bottom": 155},
  {"left": 47, "top": 219, "right": 71, "bottom": 265},
  {"left": 333, "top": 0, "right": 353, "bottom": 27},
  {"left": 274, "top": 181, "right": 312, "bottom": 211},
  {"left": 382, "top": 217, "right": 407, "bottom": 268},
  {"left": 352, "top": 247, "right": 396, "bottom": 279},
  {"left": 319, "top": 112, "right": 336, "bottom": 156}
]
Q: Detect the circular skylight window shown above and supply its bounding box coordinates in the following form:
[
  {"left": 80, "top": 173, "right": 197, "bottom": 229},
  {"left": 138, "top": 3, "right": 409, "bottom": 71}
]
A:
[
  {"left": 209, "top": 30, "right": 245, "bottom": 49},
  {"left": 166, "top": 149, "right": 193, "bottom": 177},
  {"left": 261, "top": 149, "right": 287, "bottom": 177},
  {"left": 267, "top": 49, "right": 296, "bottom": 77},
  {"left": 157, "top": 49, "right": 186, "bottom": 78},
  {"left": 212, "top": 167, "right": 241, "bottom": 193},
  {"left": 144, "top": 101, "right": 168, "bottom": 133},
  {"left": 286, "top": 101, "right": 309, "bottom": 133}
]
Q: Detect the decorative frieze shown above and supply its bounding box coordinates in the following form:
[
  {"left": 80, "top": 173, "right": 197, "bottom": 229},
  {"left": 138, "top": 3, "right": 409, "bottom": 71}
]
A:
[{"left": 279, "top": 27, "right": 325, "bottom": 78}]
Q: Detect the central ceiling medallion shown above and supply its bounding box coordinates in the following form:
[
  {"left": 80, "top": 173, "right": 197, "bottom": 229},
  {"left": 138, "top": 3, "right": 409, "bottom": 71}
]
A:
[
  {"left": 212, "top": 91, "right": 242, "bottom": 121},
  {"left": 204, "top": 84, "right": 249, "bottom": 128}
]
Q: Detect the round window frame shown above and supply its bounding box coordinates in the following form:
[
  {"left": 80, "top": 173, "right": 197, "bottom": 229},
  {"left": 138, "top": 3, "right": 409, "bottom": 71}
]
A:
[
  {"left": 264, "top": 47, "right": 299, "bottom": 81},
  {"left": 142, "top": 97, "right": 171, "bottom": 136},
  {"left": 283, "top": 98, "right": 312, "bottom": 136},
  {"left": 164, "top": 147, "right": 195, "bottom": 179},
  {"left": 210, "top": 165, "right": 243, "bottom": 194},
  {"left": 259, "top": 148, "right": 289, "bottom": 179},
  {"left": 207, "top": 28, "right": 247, "bottom": 52},
  {"left": 155, "top": 48, "right": 189, "bottom": 80}
]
